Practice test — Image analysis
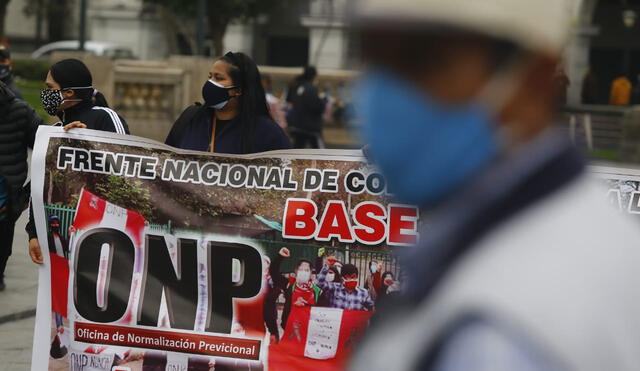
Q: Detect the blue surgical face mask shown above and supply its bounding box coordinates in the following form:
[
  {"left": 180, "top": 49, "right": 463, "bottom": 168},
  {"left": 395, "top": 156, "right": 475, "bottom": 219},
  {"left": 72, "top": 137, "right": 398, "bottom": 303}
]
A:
[{"left": 356, "top": 69, "right": 507, "bottom": 207}]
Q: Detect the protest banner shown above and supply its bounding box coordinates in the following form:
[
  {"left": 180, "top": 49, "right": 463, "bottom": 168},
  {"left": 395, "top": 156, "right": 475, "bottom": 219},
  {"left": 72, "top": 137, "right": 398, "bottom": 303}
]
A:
[{"left": 30, "top": 126, "right": 417, "bottom": 370}]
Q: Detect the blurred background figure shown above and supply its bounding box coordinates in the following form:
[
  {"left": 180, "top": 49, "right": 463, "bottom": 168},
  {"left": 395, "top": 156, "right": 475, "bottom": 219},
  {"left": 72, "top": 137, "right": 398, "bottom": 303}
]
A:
[
  {"left": 554, "top": 66, "right": 570, "bottom": 107},
  {"left": 0, "top": 46, "right": 21, "bottom": 99},
  {"left": 609, "top": 74, "right": 632, "bottom": 106},
  {"left": 262, "top": 74, "right": 287, "bottom": 129},
  {"left": 287, "top": 65, "right": 327, "bottom": 148},
  {"left": 581, "top": 68, "right": 599, "bottom": 105},
  {"left": 350, "top": 0, "right": 640, "bottom": 371}
]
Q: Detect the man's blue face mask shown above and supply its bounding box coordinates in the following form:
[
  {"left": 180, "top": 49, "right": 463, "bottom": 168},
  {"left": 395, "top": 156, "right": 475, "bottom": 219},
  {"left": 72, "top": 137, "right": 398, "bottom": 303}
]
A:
[{"left": 356, "top": 69, "right": 509, "bottom": 207}]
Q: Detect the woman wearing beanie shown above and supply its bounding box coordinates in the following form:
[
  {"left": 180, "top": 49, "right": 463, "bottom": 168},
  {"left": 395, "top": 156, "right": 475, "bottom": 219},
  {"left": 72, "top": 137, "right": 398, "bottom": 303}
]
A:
[
  {"left": 27, "top": 59, "right": 129, "bottom": 265},
  {"left": 40, "top": 58, "right": 128, "bottom": 134},
  {"left": 165, "top": 51, "right": 290, "bottom": 154}
]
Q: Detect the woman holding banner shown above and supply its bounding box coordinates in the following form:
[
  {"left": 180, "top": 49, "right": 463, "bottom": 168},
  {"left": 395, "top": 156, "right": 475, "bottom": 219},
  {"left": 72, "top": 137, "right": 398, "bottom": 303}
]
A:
[
  {"left": 27, "top": 58, "right": 130, "bottom": 264},
  {"left": 40, "top": 58, "right": 128, "bottom": 133},
  {"left": 165, "top": 52, "right": 291, "bottom": 154}
]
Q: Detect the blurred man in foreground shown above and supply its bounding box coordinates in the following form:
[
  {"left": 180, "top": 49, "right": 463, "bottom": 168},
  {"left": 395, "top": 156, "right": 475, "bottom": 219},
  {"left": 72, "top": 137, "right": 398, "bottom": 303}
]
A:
[{"left": 350, "top": 1, "right": 640, "bottom": 370}]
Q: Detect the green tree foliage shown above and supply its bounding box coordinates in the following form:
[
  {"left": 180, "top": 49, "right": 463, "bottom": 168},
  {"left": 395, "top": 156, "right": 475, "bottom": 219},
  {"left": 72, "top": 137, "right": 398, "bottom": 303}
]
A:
[{"left": 94, "top": 175, "right": 154, "bottom": 219}]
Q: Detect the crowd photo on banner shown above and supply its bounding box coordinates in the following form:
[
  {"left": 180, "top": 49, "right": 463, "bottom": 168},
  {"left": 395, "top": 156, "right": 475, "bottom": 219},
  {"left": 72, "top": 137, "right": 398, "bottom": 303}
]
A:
[{"left": 6, "top": 0, "right": 640, "bottom": 371}]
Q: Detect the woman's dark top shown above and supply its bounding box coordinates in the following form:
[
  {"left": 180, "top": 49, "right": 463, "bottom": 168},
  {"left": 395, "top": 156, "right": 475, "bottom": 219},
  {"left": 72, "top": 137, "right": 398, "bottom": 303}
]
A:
[
  {"left": 165, "top": 104, "right": 291, "bottom": 153},
  {"left": 54, "top": 100, "right": 129, "bottom": 134},
  {"left": 26, "top": 100, "right": 129, "bottom": 239}
]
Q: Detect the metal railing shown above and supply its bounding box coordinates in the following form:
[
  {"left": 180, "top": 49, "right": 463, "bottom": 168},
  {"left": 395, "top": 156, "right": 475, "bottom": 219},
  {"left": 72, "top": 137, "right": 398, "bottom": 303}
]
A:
[{"left": 562, "top": 105, "right": 626, "bottom": 154}]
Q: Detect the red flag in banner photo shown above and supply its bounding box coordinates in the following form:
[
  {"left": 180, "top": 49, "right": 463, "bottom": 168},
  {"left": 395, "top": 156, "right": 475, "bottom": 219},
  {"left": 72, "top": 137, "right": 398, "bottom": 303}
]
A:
[
  {"left": 50, "top": 253, "right": 69, "bottom": 317},
  {"left": 73, "top": 188, "right": 146, "bottom": 246},
  {"left": 71, "top": 189, "right": 147, "bottom": 324},
  {"left": 269, "top": 306, "right": 373, "bottom": 370}
]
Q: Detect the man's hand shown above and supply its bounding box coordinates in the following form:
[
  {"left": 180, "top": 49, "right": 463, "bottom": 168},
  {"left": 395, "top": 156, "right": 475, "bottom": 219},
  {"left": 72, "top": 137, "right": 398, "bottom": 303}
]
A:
[
  {"left": 279, "top": 247, "right": 290, "bottom": 258},
  {"left": 326, "top": 255, "right": 338, "bottom": 266},
  {"left": 294, "top": 297, "right": 308, "bottom": 307},
  {"left": 63, "top": 121, "right": 87, "bottom": 131},
  {"left": 29, "top": 238, "right": 44, "bottom": 264}
]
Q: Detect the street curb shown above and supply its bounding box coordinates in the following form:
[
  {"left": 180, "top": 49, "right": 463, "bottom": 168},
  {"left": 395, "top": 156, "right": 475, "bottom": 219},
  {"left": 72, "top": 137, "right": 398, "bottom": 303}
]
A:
[{"left": 0, "top": 308, "right": 37, "bottom": 325}]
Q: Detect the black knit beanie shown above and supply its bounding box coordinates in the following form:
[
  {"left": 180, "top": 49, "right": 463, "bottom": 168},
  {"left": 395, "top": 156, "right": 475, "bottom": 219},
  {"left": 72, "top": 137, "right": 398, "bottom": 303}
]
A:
[{"left": 50, "top": 59, "right": 94, "bottom": 101}]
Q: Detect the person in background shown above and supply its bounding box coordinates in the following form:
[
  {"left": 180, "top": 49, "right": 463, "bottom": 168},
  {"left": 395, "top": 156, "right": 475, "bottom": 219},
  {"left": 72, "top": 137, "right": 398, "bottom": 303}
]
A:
[
  {"left": 315, "top": 248, "right": 342, "bottom": 307},
  {"left": 27, "top": 58, "right": 129, "bottom": 265},
  {"left": 47, "top": 215, "right": 69, "bottom": 359},
  {"left": 261, "top": 74, "right": 287, "bottom": 129},
  {"left": 287, "top": 66, "right": 327, "bottom": 148},
  {"left": 0, "top": 46, "right": 21, "bottom": 99},
  {"left": 317, "top": 266, "right": 341, "bottom": 307},
  {"left": 553, "top": 67, "right": 569, "bottom": 107},
  {"left": 581, "top": 68, "right": 598, "bottom": 104},
  {"left": 165, "top": 52, "right": 291, "bottom": 154},
  {"left": 270, "top": 247, "right": 321, "bottom": 332},
  {"left": 316, "top": 257, "right": 374, "bottom": 311},
  {"left": 609, "top": 74, "right": 632, "bottom": 106},
  {"left": 632, "top": 74, "right": 640, "bottom": 105},
  {"left": 377, "top": 271, "right": 400, "bottom": 301},
  {"left": 46, "top": 215, "right": 68, "bottom": 259},
  {"left": 261, "top": 255, "right": 283, "bottom": 344},
  {"left": 364, "top": 260, "right": 382, "bottom": 302},
  {"left": 0, "top": 80, "right": 42, "bottom": 291},
  {"left": 351, "top": 0, "right": 640, "bottom": 370}
]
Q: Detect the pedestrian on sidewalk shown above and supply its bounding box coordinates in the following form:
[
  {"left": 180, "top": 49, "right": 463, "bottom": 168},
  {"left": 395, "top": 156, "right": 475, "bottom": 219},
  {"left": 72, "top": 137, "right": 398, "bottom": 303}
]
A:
[
  {"left": 28, "top": 58, "right": 130, "bottom": 265},
  {"left": 0, "top": 80, "right": 42, "bottom": 290},
  {"left": 351, "top": 0, "right": 640, "bottom": 370},
  {"left": 287, "top": 66, "right": 327, "bottom": 149},
  {"left": 165, "top": 51, "right": 291, "bottom": 154}
]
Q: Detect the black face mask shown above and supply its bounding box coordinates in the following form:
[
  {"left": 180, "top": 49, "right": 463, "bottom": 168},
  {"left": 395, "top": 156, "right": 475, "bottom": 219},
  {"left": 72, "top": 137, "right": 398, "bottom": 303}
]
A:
[
  {"left": 50, "top": 225, "right": 59, "bottom": 232},
  {"left": 202, "top": 80, "right": 235, "bottom": 109},
  {"left": 0, "top": 65, "right": 10, "bottom": 82}
]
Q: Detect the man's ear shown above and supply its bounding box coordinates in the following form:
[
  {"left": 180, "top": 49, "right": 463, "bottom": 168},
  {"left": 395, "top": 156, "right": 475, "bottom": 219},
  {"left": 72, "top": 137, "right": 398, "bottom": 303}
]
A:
[
  {"left": 61, "top": 89, "right": 75, "bottom": 99},
  {"left": 230, "top": 87, "right": 242, "bottom": 97}
]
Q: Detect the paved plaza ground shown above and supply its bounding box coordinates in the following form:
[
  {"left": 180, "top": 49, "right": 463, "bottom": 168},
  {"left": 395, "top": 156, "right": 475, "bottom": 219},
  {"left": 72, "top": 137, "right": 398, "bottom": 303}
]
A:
[{"left": 0, "top": 212, "right": 39, "bottom": 370}]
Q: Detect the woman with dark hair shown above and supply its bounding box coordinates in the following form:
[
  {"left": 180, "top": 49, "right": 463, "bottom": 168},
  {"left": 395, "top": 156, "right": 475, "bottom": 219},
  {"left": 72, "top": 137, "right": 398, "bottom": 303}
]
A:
[
  {"left": 40, "top": 58, "right": 128, "bottom": 133},
  {"left": 27, "top": 58, "right": 129, "bottom": 265},
  {"left": 165, "top": 52, "right": 291, "bottom": 154}
]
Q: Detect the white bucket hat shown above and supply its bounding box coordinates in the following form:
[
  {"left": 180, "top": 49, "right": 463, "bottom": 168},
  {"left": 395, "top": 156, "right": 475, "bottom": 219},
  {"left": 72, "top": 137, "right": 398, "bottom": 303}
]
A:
[{"left": 353, "top": 0, "right": 574, "bottom": 54}]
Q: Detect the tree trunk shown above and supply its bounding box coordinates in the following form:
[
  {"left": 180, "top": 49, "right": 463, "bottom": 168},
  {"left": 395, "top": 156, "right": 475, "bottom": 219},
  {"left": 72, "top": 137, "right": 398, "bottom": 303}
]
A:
[
  {"left": 156, "top": 4, "right": 180, "bottom": 55},
  {"left": 47, "top": 1, "right": 70, "bottom": 42},
  {"left": 0, "top": 0, "right": 10, "bottom": 43},
  {"left": 211, "top": 27, "right": 226, "bottom": 57},
  {"left": 206, "top": 9, "right": 228, "bottom": 57}
]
